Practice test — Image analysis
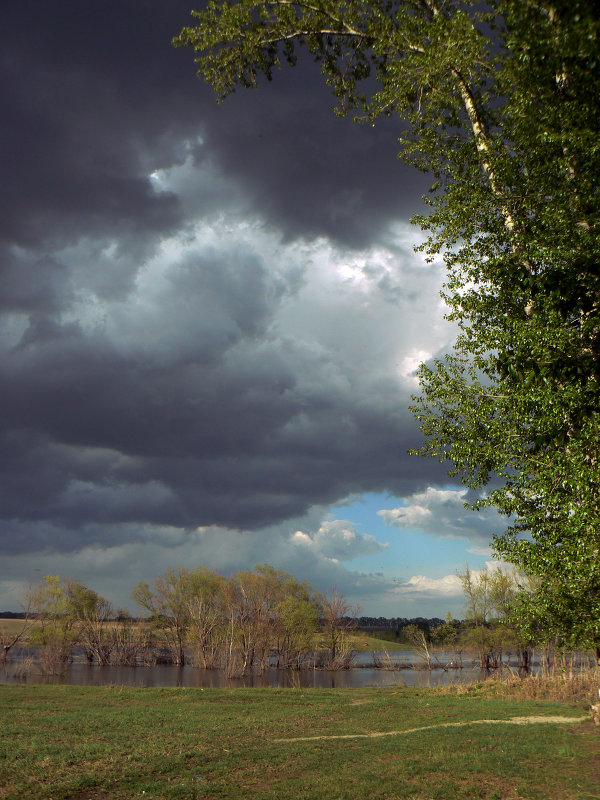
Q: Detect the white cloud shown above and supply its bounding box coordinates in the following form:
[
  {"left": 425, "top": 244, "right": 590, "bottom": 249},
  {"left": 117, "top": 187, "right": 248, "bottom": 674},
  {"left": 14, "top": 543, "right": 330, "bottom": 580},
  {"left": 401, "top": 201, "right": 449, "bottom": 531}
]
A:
[
  {"left": 397, "top": 573, "right": 463, "bottom": 597},
  {"left": 0, "top": 511, "right": 393, "bottom": 614},
  {"left": 380, "top": 502, "right": 433, "bottom": 527},
  {"left": 1, "top": 515, "right": 508, "bottom": 618},
  {"left": 378, "top": 486, "right": 508, "bottom": 543},
  {"left": 390, "top": 561, "right": 517, "bottom": 611},
  {"left": 399, "top": 349, "right": 431, "bottom": 381},
  {"left": 291, "top": 519, "right": 387, "bottom": 561}
]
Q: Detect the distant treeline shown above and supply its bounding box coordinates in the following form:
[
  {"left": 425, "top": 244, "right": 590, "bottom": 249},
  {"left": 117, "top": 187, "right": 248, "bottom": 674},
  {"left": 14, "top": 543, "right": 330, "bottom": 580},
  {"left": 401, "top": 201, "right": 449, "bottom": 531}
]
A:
[{"left": 357, "top": 617, "right": 446, "bottom": 630}]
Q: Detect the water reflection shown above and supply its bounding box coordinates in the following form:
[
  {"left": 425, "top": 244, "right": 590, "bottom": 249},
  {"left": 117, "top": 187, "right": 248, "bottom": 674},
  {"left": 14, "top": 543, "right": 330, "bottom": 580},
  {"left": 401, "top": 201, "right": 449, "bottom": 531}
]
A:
[{"left": 1, "top": 651, "right": 500, "bottom": 690}]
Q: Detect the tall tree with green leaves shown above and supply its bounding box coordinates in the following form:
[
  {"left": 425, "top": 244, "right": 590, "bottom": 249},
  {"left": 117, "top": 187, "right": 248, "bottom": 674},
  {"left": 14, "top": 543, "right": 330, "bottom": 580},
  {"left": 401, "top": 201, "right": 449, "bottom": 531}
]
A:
[
  {"left": 458, "top": 565, "right": 522, "bottom": 668},
  {"left": 174, "top": 1, "right": 600, "bottom": 650},
  {"left": 133, "top": 567, "right": 197, "bottom": 666}
]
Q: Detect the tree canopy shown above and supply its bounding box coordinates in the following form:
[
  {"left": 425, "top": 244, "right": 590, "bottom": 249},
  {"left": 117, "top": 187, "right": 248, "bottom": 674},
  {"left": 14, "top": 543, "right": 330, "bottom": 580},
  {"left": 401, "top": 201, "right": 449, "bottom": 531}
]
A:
[{"left": 174, "top": 1, "right": 600, "bottom": 651}]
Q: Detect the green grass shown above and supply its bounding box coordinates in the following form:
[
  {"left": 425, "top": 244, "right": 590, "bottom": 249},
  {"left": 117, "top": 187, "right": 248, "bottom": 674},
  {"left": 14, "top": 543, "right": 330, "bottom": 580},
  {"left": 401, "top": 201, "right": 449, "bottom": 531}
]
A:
[
  {"left": 1, "top": 684, "right": 598, "bottom": 799},
  {"left": 0, "top": 617, "right": 39, "bottom": 638},
  {"left": 336, "top": 632, "right": 415, "bottom": 652}
]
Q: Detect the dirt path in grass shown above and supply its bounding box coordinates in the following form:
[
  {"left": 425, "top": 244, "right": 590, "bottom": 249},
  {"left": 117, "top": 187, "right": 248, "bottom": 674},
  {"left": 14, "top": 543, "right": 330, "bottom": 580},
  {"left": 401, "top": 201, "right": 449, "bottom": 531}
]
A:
[{"left": 275, "top": 716, "right": 588, "bottom": 743}]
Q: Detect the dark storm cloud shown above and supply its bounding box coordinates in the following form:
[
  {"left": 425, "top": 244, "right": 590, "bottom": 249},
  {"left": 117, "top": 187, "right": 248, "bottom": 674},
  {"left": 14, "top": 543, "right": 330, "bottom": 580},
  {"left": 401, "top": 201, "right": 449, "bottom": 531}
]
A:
[
  {"left": 0, "top": 300, "right": 447, "bottom": 549},
  {"left": 2, "top": 2, "right": 187, "bottom": 250},
  {"left": 0, "top": 0, "right": 450, "bottom": 571},
  {"left": 2, "top": 0, "right": 427, "bottom": 253},
  {"left": 199, "top": 67, "right": 429, "bottom": 246}
]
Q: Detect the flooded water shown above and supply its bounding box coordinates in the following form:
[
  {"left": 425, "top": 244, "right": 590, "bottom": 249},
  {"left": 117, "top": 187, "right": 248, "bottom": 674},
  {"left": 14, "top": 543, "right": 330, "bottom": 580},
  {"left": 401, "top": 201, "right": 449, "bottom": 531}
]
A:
[{"left": 0, "top": 649, "right": 508, "bottom": 689}]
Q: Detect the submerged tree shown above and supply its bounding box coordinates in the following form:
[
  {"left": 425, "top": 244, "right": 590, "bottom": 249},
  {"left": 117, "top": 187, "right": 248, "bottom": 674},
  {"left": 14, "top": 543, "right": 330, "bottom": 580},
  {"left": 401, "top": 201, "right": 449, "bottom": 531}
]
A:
[
  {"left": 184, "top": 566, "right": 227, "bottom": 668},
  {"left": 224, "top": 565, "right": 320, "bottom": 674},
  {"left": 132, "top": 564, "right": 321, "bottom": 673},
  {"left": 320, "top": 586, "right": 359, "bottom": 668},
  {"left": 66, "top": 581, "right": 115, "bottom": 665},
  {"left": 458, "top": 565, "right": 525, "bottom": 668},
  {"left": 0, "top": 590, "right": 36, "bottom": 664},
  {"left": 174, "top": 1, "right": 600, "bottom": 650},
  {"left": 133, "top": 567, "right": 195, "bottom": 666},
  {"left": 28, "top": 576, "right": 114, "bottom": 673}
]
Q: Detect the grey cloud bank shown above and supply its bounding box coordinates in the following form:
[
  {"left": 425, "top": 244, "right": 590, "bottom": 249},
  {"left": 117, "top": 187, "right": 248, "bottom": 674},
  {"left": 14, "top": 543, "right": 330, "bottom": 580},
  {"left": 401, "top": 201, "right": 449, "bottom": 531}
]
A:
[{"left": 0, "top": 0, "right": 472, "bottom": 613}]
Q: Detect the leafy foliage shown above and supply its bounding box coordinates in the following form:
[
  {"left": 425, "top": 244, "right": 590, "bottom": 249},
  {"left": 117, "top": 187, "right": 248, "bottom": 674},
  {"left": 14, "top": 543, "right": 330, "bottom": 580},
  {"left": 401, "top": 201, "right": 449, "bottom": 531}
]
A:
[
  {"left": 28, "top": 576, "right": 116, "bottom": 672},
  {"left": 133, "top": 564, "right": 321, "bottom": 673}
]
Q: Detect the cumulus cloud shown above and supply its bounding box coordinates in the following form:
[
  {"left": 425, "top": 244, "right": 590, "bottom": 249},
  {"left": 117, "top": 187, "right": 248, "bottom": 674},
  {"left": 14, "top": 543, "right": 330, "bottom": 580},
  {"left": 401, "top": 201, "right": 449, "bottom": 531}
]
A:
[
  {"left": 397, "top": 573, "right": 463, "bottom": 597},
  {"left": 389, "top": 561, "right": 516, "bottom": 620},
  {"left": 0, "top": 213, "right": 450, "bottom": 543},
  {"left": 291, "top": 520, "right": 387, "bottom": 562},
  {"left": 378, "top": 487, "right": 508, "bottom": 544}
]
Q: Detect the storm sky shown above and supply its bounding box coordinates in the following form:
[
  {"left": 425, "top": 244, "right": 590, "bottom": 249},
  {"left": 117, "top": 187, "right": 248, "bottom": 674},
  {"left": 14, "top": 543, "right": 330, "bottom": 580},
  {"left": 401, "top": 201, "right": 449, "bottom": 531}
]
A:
[{"left": 0, "top": 0, "right": 506, "bottom": 616}]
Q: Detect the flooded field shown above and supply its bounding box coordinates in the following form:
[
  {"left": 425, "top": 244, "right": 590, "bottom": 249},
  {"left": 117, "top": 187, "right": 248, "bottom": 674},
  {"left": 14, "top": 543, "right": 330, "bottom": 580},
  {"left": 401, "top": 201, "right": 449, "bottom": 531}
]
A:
[{"left": 0, "top": 648, "right": 521, "bottom": 689}]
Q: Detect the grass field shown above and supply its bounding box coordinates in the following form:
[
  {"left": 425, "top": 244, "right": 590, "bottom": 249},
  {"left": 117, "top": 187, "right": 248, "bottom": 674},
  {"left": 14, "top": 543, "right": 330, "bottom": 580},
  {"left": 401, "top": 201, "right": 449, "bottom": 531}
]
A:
[
  {"left": 0, "top": 618, "right": 39, "bottom": 636},
  {"left": 1, "top": 684, "right": 598, "bottom": 799},
  {"left": 329, "top": 632, "right": 414, "bottom": 652}
]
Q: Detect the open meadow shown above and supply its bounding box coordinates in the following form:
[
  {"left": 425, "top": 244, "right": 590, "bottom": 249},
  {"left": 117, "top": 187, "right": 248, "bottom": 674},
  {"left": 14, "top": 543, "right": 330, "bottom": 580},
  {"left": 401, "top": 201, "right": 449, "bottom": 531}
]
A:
[{"left": 1, "top": 683, "right": 598, "bottom": 800}]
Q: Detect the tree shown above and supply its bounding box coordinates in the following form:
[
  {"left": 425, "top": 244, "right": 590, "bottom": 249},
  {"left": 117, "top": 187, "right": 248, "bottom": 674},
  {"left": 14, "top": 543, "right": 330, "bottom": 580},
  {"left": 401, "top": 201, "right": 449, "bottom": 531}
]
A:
[
  {"left": 183, "top": 567, "right": 227, "bottom": 668},
  {"left": 222, "top": 567, "right": 278, "bottom": 674},
  {"left": 458, "top": 565, "right": 521, "bottom": 668},
  {"left": 110, "top": 609, "right": 152, "bottom": 667},
  {"left": 26, "top": 576, "right": 118, "bottom": 671},
  {"left": 29, "top": 576, "right": 85, "bottom": 673},
  {"left": 402, "top": 623, "right": 435, "bottom": 668},
  {"left": 174, "top": 1, "right": 600, "bottom": 650},
  {"left": 132, "top": 564, "right": 321, "bottom": 675},
  {"left": 0, "top": 590, "right": 36, "bottom": 664},
  {"left": 270, "top": 569, "right": 320, "bottom": 669},
  {"left": 66, "top": 582, "right": 115, "bottom": 665},
  {"left": 133, "top": 567, "right": 196, "bottom": 666},
  {"left": 320, "top": 587, "right": 359, "bottom": 668},
  {"left": 430, "top": 620, "right": 458, "bottom": 650},
  {"left": 406, "top": 4, "right": 600, "bottom": 655},
  {"left": 222, "top": 565, "right": 320, "bottom": 674}
]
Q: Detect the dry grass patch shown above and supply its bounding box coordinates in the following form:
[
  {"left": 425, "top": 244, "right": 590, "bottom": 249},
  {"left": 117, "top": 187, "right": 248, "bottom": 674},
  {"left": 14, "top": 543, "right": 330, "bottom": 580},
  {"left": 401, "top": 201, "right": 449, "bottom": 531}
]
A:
[{"left": 483, "top": 667, "right": 600, "bottom": 705}]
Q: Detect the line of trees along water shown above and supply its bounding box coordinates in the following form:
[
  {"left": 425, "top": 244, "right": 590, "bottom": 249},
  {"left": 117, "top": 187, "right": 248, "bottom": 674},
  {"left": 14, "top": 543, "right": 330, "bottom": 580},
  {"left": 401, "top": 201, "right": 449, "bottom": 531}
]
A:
[
  {"left": 2, "top": 564, "right": 597, "bottom": 679},
  {"left": 2, "top": 566, "right": 360, "bottom": 676}
]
